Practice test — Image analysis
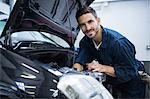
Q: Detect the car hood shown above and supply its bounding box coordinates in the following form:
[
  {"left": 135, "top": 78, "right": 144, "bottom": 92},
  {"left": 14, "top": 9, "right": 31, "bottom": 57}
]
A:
[{"left": 0, "top": 0, "right": 94, "bottom": 47}]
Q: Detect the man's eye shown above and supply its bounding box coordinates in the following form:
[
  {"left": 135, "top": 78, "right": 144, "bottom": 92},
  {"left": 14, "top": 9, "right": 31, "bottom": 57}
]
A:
[{"left": 88, "top": 20, "right": 93, "bottom": 24}]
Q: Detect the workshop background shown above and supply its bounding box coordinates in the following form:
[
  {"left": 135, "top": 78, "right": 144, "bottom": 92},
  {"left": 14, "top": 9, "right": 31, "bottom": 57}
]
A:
[{"left": 0, "top": 0, "right": 150, "bottom": 98}]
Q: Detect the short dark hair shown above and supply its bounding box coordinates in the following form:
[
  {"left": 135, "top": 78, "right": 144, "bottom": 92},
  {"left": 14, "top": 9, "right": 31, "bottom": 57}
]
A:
[{"left": 76, "top": 6, "right": 97, "bottom": 22}]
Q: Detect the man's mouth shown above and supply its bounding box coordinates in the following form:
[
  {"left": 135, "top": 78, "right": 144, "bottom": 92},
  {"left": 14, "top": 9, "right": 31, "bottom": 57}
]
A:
[{"left": 88, "top": 33, "right": 93, "bottom": 37}]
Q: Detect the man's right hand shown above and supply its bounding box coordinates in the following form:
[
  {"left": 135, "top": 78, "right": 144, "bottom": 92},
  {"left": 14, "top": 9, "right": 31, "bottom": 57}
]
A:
[{"left": 73, "top": 63, "right": 84, "bottom": 72}]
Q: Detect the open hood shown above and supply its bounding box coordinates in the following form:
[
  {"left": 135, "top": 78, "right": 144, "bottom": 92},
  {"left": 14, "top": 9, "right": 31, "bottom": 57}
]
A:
[{"left": 0, "top": 0, "right": 94, "bottom": 46}]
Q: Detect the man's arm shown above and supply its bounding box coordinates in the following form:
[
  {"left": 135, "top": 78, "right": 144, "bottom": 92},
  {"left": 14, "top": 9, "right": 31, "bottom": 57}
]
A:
[{"left": 87, "top": 61, "right": 116, "bottom": 77}]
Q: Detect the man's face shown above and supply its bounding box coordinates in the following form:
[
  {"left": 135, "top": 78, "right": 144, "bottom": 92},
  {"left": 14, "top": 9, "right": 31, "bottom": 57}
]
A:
[{"left": 78, "top": 13, "right": 100, "bottom": 39}]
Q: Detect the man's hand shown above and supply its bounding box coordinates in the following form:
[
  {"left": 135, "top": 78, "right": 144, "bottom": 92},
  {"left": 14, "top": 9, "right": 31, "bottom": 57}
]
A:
[
  {"left": 87, "top": 60, "right": 116, "bottom": 77},
  {"left": 73, "top": 63, "right": 84, "bottom": 72},
  {"left": 138, "top": 71, "right": 150, "bottom": 85},
  {"left": 87, "top": 60, "right": 106, "bottom": 72}
]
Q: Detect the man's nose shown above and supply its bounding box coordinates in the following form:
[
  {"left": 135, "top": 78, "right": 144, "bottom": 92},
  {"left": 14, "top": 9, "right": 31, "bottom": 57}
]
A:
[{"left": 85, "top": 24, "right": 91, "bottom": 31}]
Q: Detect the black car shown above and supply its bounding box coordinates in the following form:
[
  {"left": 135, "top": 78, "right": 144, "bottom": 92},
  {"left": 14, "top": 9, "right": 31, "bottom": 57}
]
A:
[{"left": 0, "top": 0, "right": 94, "bottom": 98}]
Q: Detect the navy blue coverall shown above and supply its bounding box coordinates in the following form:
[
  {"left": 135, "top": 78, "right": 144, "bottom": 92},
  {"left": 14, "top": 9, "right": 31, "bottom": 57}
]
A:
[{"left": 75, "top": 26, "right": 146, "bottom": 98}]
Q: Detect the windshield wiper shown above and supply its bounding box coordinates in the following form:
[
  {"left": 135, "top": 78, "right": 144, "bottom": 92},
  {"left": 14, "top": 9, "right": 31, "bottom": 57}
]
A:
[{"left": 39, "top": 32, "right": 64, "bottom": 48}]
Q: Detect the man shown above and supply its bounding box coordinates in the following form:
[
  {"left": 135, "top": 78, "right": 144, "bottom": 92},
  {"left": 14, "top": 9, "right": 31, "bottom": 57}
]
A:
[{"left": 73, "top": 6, "right": 146, "bottom": 98}]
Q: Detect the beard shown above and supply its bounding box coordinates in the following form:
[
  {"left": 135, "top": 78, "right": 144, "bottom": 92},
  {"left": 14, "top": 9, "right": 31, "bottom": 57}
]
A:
[{"left": 85, "top": 25, "right": 100, "bottom": 39}]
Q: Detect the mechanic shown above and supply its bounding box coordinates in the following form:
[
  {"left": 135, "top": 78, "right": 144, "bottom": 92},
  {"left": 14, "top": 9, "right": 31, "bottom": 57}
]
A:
[{"left": 73, "top": 6, "right": 146, "bottom": 98}]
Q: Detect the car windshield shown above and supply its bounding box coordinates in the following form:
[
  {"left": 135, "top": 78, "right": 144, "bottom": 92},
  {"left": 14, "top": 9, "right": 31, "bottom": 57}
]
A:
[
  {"left": 0, "top": 21, "right": 6, "bottom": 35},
  {"left": 11, "top": 31, "right": 70, "bottom": 48}
]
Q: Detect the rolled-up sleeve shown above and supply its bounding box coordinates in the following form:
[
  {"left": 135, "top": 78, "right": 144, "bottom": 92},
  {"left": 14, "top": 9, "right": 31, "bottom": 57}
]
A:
[{"left": 111, "top": 38, "right": 138, "bottom": 84}]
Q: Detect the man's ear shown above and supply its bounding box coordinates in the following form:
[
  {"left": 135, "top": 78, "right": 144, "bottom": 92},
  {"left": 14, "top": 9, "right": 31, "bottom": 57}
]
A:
[{"left": 96, "top": 17, "right": 100, "bottom": 23}]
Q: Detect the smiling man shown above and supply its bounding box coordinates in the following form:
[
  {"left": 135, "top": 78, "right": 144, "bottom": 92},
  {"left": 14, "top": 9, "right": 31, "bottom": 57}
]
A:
[{"left": 73, "top": 6, "right": 146, "bottom": 98}]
